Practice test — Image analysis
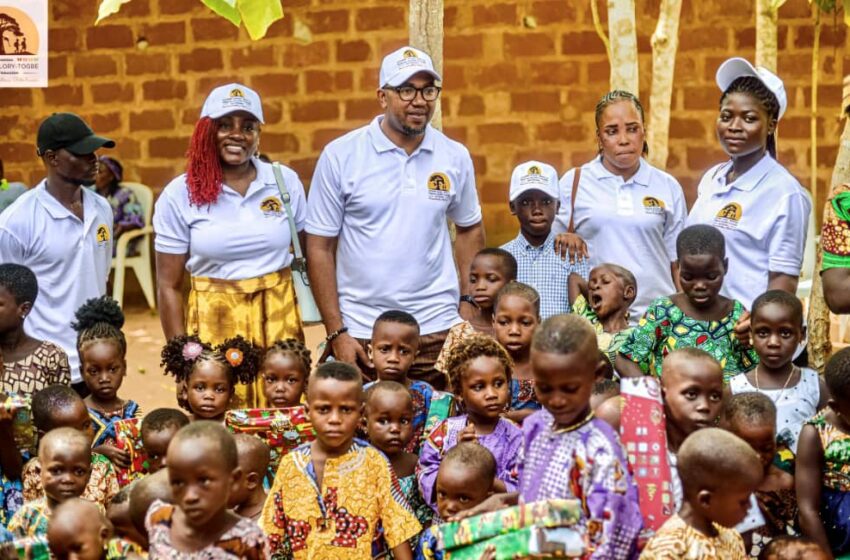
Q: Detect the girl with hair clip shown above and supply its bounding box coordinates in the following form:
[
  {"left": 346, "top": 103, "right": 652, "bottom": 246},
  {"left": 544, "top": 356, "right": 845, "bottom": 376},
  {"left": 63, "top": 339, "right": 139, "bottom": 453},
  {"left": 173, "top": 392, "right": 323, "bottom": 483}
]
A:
[
  {"left": 687, "top": 58, "right": 811, "bottom": 311},
  {"left": 161, "top": 334, "right": 261, "bottom": 422},
  {"left": 153, "top": 83, "right": 307, "bottom": 408},
  {"left": 553, "top": 90, "right": 688, "bottom": 323}
]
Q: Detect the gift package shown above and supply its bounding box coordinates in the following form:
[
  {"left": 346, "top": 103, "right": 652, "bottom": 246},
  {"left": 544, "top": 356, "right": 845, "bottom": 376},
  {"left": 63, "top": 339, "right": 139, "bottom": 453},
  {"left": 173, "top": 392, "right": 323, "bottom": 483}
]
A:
[
  {"left": 435, "top": 499, "right": 584, "bottom": 559},
  {"left": 114, "top": 418, "right": 149, "bottom": 487},
  {"left": 4, "top": 394, "right": 35, "bottom": 456},
  {"left": 423, "top": 391, "right": 454, "bottom": 438},
  {"left": 224, "top": 406, "right": 315, "bottom": 474}
]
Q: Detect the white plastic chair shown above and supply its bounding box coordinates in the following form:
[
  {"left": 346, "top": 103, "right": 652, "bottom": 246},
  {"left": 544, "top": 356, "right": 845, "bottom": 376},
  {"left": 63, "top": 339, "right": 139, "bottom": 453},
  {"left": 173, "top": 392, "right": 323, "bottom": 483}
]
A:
[
  {"left": 111, "top": 182, "right": 156, "bottom": 310},
  {"left": 797, "top": 189, "right": 817, "bottom": 303}
]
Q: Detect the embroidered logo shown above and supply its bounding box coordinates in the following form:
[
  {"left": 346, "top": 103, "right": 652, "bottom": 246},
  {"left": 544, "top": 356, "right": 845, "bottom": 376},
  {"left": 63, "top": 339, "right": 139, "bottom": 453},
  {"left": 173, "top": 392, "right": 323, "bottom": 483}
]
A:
[
  {"left": 397, "top": 48, "right": 427, "bottom": 72},
  {"left": 427, "top": 172, "right": 451, "bottom": 201},
  {"left": 403, "top": 49, "right": 418, "bottom": 59},
  {"left": 714, "top": 202, "right": 743, "bottom": 230},
  {"left": 260, "top": 196, "right": 283, "bottom": 217},
  {"left": 527, "top": 165, "right": 541, "bottom": 175},
  {"left": 230, "top": 88, "right": 244, "bottom": 97},
  {"left": 642, "top": 196, "right": 665, "bottom": 215},
  {"left": 95, "top": 224, "right": 110, "bottom": 245}
]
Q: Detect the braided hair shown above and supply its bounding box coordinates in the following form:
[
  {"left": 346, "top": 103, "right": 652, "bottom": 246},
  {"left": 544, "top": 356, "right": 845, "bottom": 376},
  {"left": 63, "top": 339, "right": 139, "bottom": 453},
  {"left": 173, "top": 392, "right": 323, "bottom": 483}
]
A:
[
  {"left": 721, "top": 76, "right": 780, "bottom": 158},
  {"left": 594, "top": 90, "right": 649, "bottom": 156},
  {"left": 445, "top": 333, "right": 514, "bottom": 398},
  {"left": 265, "top": 339, "right": 312, "bottom": 377},
  {"left": 161, "top": 334, "right": 261, "bottom": 388},
  {"left": 185, "top": 117, "right": 222, "bottom": 207},
  {"left": 72, "top": 296, "right": 126, "bottom": 358}
]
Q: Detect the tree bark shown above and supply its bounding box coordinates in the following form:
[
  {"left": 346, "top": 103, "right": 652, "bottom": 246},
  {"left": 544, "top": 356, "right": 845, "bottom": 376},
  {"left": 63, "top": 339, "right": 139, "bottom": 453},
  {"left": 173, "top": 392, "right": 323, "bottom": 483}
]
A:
[
  {"left": 647, "top": 0, "right": 682, "bottom": 169},
  {"left": 409, "top": 0, "right": 443, "bottom": 130},
  {"left": 607, "top": 0, "right": 639, "bottom": 94},
  {"left": 755, "top": 0, "right": 786, "bottom": 72}
]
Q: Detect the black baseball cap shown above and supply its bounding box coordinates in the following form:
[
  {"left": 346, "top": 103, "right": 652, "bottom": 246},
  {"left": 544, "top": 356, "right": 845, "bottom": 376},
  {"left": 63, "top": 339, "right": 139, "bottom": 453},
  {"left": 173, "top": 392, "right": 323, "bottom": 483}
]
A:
[{"left": 36, "top": 113, "right": 115, "bottom": 156}]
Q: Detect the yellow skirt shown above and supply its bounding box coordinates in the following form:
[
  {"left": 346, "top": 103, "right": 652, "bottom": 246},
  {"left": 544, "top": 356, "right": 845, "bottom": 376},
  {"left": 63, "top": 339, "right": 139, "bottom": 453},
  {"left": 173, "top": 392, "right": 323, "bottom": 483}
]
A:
[{"left": 187, "top": 268, "right": 304, "bottom": 408}]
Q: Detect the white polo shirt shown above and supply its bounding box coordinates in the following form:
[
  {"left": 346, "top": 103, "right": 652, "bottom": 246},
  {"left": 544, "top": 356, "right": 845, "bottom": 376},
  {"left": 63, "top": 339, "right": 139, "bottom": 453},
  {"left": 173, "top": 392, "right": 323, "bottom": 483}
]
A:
[
  {"left": 687, "top": 154, "right": 811, "bottom": 308},
  {"left": 154, "top": 158, "right": 306, "bottom": 280},
  {"left": 553, "top": 157, "right": 687, "bottom": 321},
  {"left": 0, "top": 181, "right": 113, "bottom": 382},
  {"left": 306, "top": 116, "right": 482, "bottom": 338}
]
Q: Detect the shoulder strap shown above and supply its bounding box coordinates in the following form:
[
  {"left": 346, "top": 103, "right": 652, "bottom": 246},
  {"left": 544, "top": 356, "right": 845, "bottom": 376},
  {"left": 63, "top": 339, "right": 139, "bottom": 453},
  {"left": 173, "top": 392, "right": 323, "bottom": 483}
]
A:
[
  {"left": 567, "top": 167, "right": 582, "bottom": 233},
  {"left": 272, "top": 162, "right": 303, "bottom": 260}
]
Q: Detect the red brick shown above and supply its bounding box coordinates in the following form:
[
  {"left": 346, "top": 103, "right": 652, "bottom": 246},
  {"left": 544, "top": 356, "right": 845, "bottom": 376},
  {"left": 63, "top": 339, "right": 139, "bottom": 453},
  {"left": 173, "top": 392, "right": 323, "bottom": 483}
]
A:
[
  {"left": 779, "top": 1, "right": 814, "bottom": 18},
  {"left": 311, "top": 129, "right": 347, "bottom": 151},
  {"left": 0, "top": 143, "right": 34, "bottom": 164},
  {"left": 3, "top": 90, "right": 31, "bottom": 107},
  {"left": 478, "top": 123, "right": 527, "bottom": 145},
  {"left": 262, "top": 101, "right": 283, "bottom": 125},
  {"left": 379, "top": 37, "right": 409, "bottom": 56},
  {"left": 525, "top": 62, "right": 576, "bottom": 86},
  {"left": 148, "top": 136, "right": 189, "bottom": 159},
  {"left": 442, "top": 65, "right": 467, "bottom": 88},
  {"left": 679, "top": 28, "right": 728, "bottom": 52},
  {"left": 531, "top": 1, "right": 579, "bottom": 24},
  {"left": 74, "top": 55, "right": 117, "bottom": 78},
  {"left": 121, "top": 0, "right": 150, "bottom": 17},
  {"left": 669, "top": 118, "right": 706, "bottom": 139},
  {"left": 283, "top": 42, "right": 330, "bottom": 68},
  {"left": 288, "top": 158, "right": 317, "bottom": 183},
  {"left": 345, "top": 99, "right": 378, "bottom": 121},
  {"left": 230, "top": 46, "right": 276, "bottom": 68},
  {"left": 504, "top": 33, "right": 555, "bottom": 57},
  {"left": 698, "top": 0, "right": 753, "bottom": 20},
  {"left": 515, "top": 151, "right": 563, "bottom": 171},
  {"left": 179, "top": 49, "right": 224, "bottom": 73},
  {"left": 467, "top": 63, "right": 518, "bottom": 90},
  {"left": 797, "top": 24, "right": 846, "bottom": 48},
  {"left": 735, "top": 28, "right": 755, "bottom": 49},
  {"left": 49, "top": 56, "right": 68, "bottom": 80},
  {"left": 143, "top": 80, "right": 188, "bottom": 101},
  {"left": 687, "top": 146, "right": 727, "bottom": 172},
  {"left": 192, "top": 18, "right": 240, "bottom": 41},
  {"left": 196, "top": 77, "right": 241, "bottom": 97},
  {"left": 43, "top": 85, "right": 84, "bottom": 106},
  {"left": 444, "top": 126, "right": 467, "bottom": 143},
  {"left": 536, "top": 122, "right": 585, "bottom": 142},
  {"left": 445, "top": 35, "right": 483, "bottom": 60},
  {"left": 137, "top": 166, "right": 179, "bottom": 191},
  {"left": 587, "top": 60, "right": 611, "bottom": 84},
  {"left": 290, "top": 100, "right": 339, "bottom": 123},
  {"left": 87, "top": 25, "right": 134, "bottom": 49},
  {"left": 568, "top": 89, "right": 604, "bottom": 111},
  {"left": 130, "top": 110, "right": 175, "bottom": 132},
  {"left": 458, "top": 95, "right": 485, "bottom": 116},
  {"left": 89, "top": 113, "right": 121, "bottom": 133},
  {"left": 307, "top": 10, "right": 349, "bottom": 34},
  {"left": 125, "top": 53, "right": 170, "bottom": 76},
  {"left": 251, "top": 73, "right": 299, "bottom": 97},
  {"left": 265, "top": 17, "right": 293, "bottom": 38},
  {"left": 473, "top": 4, "right": 517, "bottom": 26},
  {"left": 681, "top": 87, "right": 722, "bottom": 111},
  {"left": 305, "top": 71, "right": 354, "bottom": 94},
  {"left": 511, "top": 91, "right": 561, "bottom": 112},
  {"left": 562, "top": 31, "right": 608, "bottom": 55},
  {"left": 355, "top": 7, "right": 405, "bottom": 31},
  {"left": 336, "top": 40, "right": 371, "bottom": 63},
  {"left": 52, "top": 1, "right": 96, "bottom": 22},
  {"left": 49, "top": 28, "right": 78, "bottom": 52},
  {"left": 159, "top": 0, "right": 204, "bottom": 15},
  {"left": 143, "top": 22, "right": 187, "bottom": 46},
  {"left": 91, "top": 83, "right": 135, "bottom": 104},
  {"left": 818, "top": 145, "right": 838, "bottom": 167},
  {"left": 262, "top": 133, "right": 300, "bottom": 154}
]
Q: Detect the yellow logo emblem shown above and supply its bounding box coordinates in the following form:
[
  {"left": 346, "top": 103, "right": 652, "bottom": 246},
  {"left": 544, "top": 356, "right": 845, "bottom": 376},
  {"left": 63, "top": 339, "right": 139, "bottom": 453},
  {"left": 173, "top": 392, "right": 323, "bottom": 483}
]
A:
[
  {"left": 96, "top": 224, "right": 110, "bottom": 244},
  {"left": 717, "top": 202, "right": 742, "bottom": 221},
  {"left": 428, "top": 172, "right": 450, "bottom": 192},
  {"left": 403, "top": 49, "right": 418, "bottom": 58},
  {"left": 643, "top": 196, "right": 665, "bottom": 208},
  {"left": 527, "top": 165, "right": 541, "bottom": 175},
  {"left": 230, "top": 88, "right": 244, "bottom": 97},
  {"left": 260, "top": 196, "right": 283, "bottom": 215}
]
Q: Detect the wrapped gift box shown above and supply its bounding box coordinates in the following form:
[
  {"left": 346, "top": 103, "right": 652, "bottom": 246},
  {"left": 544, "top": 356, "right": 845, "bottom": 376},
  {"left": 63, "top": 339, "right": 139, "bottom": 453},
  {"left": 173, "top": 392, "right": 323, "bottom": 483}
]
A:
[
  {"left": 114, "top": 417, "right": 148, "bottom": 487},
  {"left": 224, "top": 406, "right": 315, "bottom": 474},
  {"left": 4, "top": 394, "right": 35, "bottom": 456},
  {"left": 448, "top": 526, "right": 585, "bottom": 560},
  {"left": 436, "top": 499, "right": 581, "bottom": 552}
]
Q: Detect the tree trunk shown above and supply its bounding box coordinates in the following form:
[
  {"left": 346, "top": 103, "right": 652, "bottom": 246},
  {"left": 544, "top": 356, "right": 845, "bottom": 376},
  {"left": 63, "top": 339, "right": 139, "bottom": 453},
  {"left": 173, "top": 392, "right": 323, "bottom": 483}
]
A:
[
  {"left": 646, "top": 0, "right": 682, "bottom": 169},
  {"left": 755, "top": 0, "right": 785, "bottom": 72},
  {"left": 607, "top": 0, "right": 639, "bottom": 94},
  {"left": 409, "top": 0, "right": 443, "bottom": 130}
]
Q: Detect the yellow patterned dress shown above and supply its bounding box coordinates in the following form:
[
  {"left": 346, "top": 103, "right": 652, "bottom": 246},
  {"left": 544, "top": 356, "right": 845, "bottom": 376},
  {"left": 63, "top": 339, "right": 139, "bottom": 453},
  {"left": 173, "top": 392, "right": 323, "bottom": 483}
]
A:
[
  {"left": 639, "top": 515, "right": 747, "bottom": 559},
  {"left": 261, "top": 439, "right": 421, "bottom": 560}
]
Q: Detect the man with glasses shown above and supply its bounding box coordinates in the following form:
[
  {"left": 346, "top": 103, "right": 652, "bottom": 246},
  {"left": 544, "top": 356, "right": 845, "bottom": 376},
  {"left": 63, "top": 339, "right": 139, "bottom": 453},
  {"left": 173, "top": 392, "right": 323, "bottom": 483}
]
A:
[
  {"left": 0, "top": 113, "right": 115, "bottom": 396},
  {"left": 306, "top": 46, "right": 485, "bottom": 389}
]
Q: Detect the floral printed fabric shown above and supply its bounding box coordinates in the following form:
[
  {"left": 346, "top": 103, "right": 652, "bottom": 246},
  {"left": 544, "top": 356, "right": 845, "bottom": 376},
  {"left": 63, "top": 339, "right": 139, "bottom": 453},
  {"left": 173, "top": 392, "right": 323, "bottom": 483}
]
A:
[
  {"left": 22, "top": 453, "right": 118, "bottom": 509},
  {"left": 640, "top": 514, "right": 746, "bottom": 559}
]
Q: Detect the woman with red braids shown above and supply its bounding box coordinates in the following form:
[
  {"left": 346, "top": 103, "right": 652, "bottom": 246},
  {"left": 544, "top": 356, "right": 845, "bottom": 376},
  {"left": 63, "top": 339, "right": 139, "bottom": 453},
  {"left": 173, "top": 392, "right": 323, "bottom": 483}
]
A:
[{"left": 153, "top": 83, "right": 306, "bottom": 407}]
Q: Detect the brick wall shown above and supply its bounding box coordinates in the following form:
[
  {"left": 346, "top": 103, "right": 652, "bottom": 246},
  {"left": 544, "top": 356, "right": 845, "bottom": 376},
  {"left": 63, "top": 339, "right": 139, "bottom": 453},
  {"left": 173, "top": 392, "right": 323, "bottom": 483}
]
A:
[{"left": 0, "top": 0, "right": 844, "bottom": 245}]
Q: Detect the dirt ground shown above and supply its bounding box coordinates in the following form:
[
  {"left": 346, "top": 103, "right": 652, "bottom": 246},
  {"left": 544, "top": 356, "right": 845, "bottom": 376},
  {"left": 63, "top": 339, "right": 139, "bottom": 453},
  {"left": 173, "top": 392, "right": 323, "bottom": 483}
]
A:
[{"left": 121, "top": 304, "right": 326, "bottom": 412}]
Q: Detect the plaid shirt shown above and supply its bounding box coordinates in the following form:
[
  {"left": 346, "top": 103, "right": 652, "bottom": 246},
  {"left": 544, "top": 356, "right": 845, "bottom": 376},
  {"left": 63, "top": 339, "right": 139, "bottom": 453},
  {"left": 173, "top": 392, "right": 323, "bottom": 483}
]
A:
[{"left": 501, "top": 232, "right": 590, "bottom": 319}]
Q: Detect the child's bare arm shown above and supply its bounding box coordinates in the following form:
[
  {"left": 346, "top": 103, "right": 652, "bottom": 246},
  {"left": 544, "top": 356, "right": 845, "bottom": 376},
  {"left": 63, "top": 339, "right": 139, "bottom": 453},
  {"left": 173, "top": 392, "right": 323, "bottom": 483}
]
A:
[
  {"left": 796, "top": 424, "right": 832, "bottom": 554},
  {"left": 594, "top": 396, "right": 622, "bottom": 431},
  {"left": 817, "top": 377, "right": 831, "bottom": 411},
  {"left": 568, "top": 272, "right": 587, "bottom": 306},
  {"left": 390, "top": 541, "right": 413, "bottom": 560},
  {"left": 615, "top": 354, "right": 644, "bottom": 379}
]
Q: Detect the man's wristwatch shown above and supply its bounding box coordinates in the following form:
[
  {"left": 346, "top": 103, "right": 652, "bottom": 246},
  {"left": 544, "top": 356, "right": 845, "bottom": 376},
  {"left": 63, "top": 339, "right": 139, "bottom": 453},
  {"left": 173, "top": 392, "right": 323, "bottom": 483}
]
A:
[{"left": 460, "top": 295, "right": 478, "bottom": 308}]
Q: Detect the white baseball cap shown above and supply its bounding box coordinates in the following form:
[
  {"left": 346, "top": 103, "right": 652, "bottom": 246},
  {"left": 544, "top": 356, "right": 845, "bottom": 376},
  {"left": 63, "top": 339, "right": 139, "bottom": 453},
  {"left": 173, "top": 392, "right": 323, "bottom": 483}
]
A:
[
  {"left": 716, "top": 57, "right": 787, "bottom": 120},
  {"left": 509, "top": 161, "right": 559, "bottom": 202},
  {"left": 379, "top": 46, "right": 442, "bottom": 88},
  {"left": 201, "top": 83, "right": 264, "bottom": 124}
]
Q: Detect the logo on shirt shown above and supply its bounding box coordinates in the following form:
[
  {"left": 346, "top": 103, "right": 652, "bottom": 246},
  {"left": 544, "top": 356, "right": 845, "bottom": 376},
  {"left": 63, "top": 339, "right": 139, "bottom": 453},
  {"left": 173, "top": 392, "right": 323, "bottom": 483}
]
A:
[
  {"left": 260, "top": 196, "right": 283, "bottom": 217},
  {"left": 427, "top": 172, "right": 451, "bottom": 201},
  {"left": 642, "top": 196, "right": 665, "bottom": 215},
  {"left": 95, "top": 224, "right": 110, "bottom": 245},
  {"left": 714, "top": 202, "right": 743, "bottom": 230}
]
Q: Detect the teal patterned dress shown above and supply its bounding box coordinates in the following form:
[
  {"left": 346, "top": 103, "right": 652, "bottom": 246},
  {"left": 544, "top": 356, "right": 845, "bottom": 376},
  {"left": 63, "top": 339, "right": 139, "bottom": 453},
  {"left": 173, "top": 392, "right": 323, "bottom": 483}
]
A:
[
  {"left": 618, "top": 296, "right": 758, "bottom": 383},
  {"left": 808, "top": 411, "right": 850, "bottom": 555}
]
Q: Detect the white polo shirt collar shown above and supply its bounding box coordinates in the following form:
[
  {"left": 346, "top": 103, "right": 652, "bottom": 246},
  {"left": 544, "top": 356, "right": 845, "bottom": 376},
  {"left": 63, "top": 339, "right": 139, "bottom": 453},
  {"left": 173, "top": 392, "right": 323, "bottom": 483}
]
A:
[
  {"left": 709, "top": 153, "right": 774, "bottom": 193},
  {"left": 367, "top": 116, "right": 435, "bottom": 155},
  {"left": 37, "top": 182, "right": 99, "bottom": 227},
  {"left": 589, "top": 156, "right": 652, "bottom": 187}
]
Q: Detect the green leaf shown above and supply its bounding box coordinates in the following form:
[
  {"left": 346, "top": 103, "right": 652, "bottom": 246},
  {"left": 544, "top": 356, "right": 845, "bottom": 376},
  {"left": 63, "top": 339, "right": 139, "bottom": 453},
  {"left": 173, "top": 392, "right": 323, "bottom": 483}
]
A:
[
  {"left": 201, "top": 0, "right": 241, "bottom": 27},
  {"left": 237, "top": 0, "right": 283, "bottom": 40},
  {"left": 95, "top": 0, "right": 133, "bottom": 24}
]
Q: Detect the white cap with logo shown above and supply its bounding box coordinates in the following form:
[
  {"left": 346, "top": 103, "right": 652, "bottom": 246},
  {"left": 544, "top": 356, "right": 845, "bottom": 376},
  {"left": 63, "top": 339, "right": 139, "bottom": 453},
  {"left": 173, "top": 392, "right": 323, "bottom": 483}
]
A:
[
  {"left": 379, "top": 46, "right": 442, "bottom": 88},
  {"left": 509, "top": 161, "right": 560, "bottom": 202},
  {"left": 715, "top": 57, "right": 787, "bottom": 120},
  {"left": 201, "top": 83, "right": 265, "bottom": 124}
]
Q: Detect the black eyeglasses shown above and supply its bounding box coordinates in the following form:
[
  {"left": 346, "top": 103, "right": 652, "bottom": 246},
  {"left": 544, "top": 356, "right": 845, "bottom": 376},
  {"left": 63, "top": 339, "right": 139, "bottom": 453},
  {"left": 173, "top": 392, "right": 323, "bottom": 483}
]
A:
[{"left": 384, "top": 85, "right": 442, "bottom": 102}]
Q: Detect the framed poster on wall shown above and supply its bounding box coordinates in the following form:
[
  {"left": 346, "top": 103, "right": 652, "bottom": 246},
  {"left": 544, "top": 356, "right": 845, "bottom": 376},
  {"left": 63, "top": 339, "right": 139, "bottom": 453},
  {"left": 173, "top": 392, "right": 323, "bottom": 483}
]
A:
[{"left": 0, "top": 0, "right": 46, "bottom": 87}]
